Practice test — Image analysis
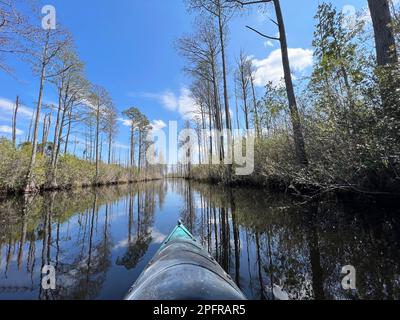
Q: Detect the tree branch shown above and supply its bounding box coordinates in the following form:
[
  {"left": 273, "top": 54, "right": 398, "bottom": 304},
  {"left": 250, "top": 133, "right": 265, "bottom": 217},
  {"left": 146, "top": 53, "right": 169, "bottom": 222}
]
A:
[
  {"left": 246, "top": 25, "right": 280, "bottom": 41},
  {"left": 268, "top": 16, "right": 279, "bottom": 26},
  {"left": 227, "top": 0, "right": 273, "bottom": 7}
]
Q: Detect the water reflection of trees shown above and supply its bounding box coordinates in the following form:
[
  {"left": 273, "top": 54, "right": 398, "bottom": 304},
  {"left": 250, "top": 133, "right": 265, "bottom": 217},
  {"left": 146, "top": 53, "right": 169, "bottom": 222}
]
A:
[
  {"left": 185, "top": 182, "right": 400, "bottom": 300},
  {"left": 116, "top": 182, "right": 163, "bottom": 270},
  {"left": 1, "top": 180, "right": 399, "bottom": 300},
  {"left": 0, "top": 181, "right": 166, "bottom": 300}
]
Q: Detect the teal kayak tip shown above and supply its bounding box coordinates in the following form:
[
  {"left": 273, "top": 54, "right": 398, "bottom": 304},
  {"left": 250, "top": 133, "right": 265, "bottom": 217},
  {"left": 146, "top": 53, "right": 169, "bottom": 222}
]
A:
[
  {"left": 162, "top": 220, "right": 196, "bottom": 248},
  {"left": 125, "top": 219, "right": 247, "bottom": 300}
]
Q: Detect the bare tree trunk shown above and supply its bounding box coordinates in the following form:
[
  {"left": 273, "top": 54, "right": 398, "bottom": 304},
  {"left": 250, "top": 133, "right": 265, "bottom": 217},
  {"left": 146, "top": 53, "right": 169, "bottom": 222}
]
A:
[
  {"left": 40, "top": 114, "right": 48, "bottom": 155},
  {"left": 368, "top": 0, "right": 398, "bottom": 66},
  {"left": 217, "top": 1, "right": 231, "bottom": 132},
  {"left": 64, "top": 108, "right": 72, "bottom": 155},
  {"left": 50, "top": 89, "right": 68, "bottom": 188},
  {"left": 87, "top": 120, "right": 93, "bottom": 162},
  {"left": 211, "top": 59, "right": 224, "bottom": 161},
  {"left": 49, "top": 90, "right": 62, "bottom": 188},
  {"left": 108, "top": 132, "right": 112, "bottom": 165},
  {"left": 27, "top": 111, "right": 35, "bottom": 143},
  {"left": 100, "top": 136, "right": 103, "bottom": 163},
  {"left": 44, "top": 112, "right": 52, "bottom": 153},
  {"left": 12, "top": 96, "right": 19, "bottom": 147},
  {"left": 41, "top": 112, "right": 52, "bottom": 155},
  {"left": 234, "top": 82, "right": 241, "bottom": 131},
  {"left": 130, "top": 126, "right": 135, "bottom": 168},
  {"left": 207, "top": 91, "right": 213, "bottom": 164},
  {"left": 274, "top": 0, "right": 308, "bottom": 167},
  {"left": 197, "top": 128, "right": 202, "bottom": 164},
  {"left": 73, "top": 136, "right": 78, "bottom": 156},
  {"left": 250, "top": 76, "right": 260, "bottom": 138},
  {"left": 240, "top": 69, "right": 250, "bottom": 131},
  {"left": 25, "top": 32, "right": 50, "bottom": 193},
  {"left": 138, "top": 131, "right": 142, "bottom": 172},
  {"left": 200, "top": 103, "right": 207, "bottom": 163},
  {"left": 95, "top": 104, "right": 100, "bottom": 181},
  {"left": 216, "top": 0, "right": 232, "bottom": 175},
  {"left": 84, "top": 131, "right": 88, "bottom": 160}
]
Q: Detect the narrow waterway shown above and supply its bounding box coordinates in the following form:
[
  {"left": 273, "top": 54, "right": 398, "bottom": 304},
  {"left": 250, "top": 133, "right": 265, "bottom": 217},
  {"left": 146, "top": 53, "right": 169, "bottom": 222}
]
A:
[{"left": 0, "top": 179, "right": 399, "bottom": 300}]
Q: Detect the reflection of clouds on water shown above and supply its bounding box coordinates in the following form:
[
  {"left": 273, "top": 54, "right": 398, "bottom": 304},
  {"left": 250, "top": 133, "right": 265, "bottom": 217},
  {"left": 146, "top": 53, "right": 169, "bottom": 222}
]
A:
[
  {"left": 112, "top": 228, "right": 166, "bottom": 250},
  {"left": 151, "top": 228, "right": 167, "bottom": 244},
  {"left": 113, "top": 238, "right": 130, "bottom": 250},
  {"left": 2, "top": 180, "right": 400, "bottom": 300}
]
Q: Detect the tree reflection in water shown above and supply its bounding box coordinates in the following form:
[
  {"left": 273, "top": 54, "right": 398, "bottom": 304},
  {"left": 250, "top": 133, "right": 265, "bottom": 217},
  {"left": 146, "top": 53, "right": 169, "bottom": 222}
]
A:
[
  {"left": 0, "top": 180, "right": 399, "bottom": 300},
  {"left": 116, "top": 185, "right": 157, "bottom": 270},
  {"left": 176, "top": 180, "right": 400, "bottom": 300}
]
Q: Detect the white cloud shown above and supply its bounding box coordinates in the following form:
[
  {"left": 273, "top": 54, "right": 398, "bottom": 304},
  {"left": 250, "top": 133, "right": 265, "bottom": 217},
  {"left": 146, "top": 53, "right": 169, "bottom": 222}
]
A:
[
  {"left": 118, "top": 117, "right": 133, "bottom": 127},
  {"left": 177, "top": 88, "right": 198, "bottom": 119},
  {"left": 264, "top": 40, "right": 274, "bottom": 48},
  {"left": 113, "top": 142, "right": 130, "bottom": 150},
  {"left": 128, "top": 91, "right": 178, "bottom": 111},
  {"left": 155, "top": 89, "right": 196, "bottom": 117},
  {"left": 0, "top": 97, "right": 34, "bottom": 118},
  {"left": 160, "top": 91, "right": 178, "bottom": 111},
  {"left": 0, "top": 125, "right": 23, "bottom": 135},
  {"left": 118, "top": 118, "right": 167, "bottom": 132},
  {"left": 151, "top": 120, "right": 167, "bottom": 131},
  {"left": 251, "top": 48, "right": 313, "bottom": 87},
  {"left": 138, "top": 88, "right": 198, "bottom": 119}
]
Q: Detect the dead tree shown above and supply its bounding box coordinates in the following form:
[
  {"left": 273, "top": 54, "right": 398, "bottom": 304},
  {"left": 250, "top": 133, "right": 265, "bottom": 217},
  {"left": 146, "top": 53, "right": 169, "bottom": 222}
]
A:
[
  {"left": 25, "top": 28, "right": 71, "bottom": 193},
  {"left": 235, "top": 51, "right": 251, "bottom": 131},
  {"left": 12, "top": 96, "right": 19, "bottom": 147},
  {"left": 232, "top": 0, "right": 308, "bottom": 167}
]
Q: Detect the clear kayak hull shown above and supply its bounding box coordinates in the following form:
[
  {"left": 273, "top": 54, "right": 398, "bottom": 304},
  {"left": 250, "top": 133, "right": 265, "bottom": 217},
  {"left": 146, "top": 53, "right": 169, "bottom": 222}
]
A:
[{"left": 125, "top": 222, "right": 246, "bottom": 300}]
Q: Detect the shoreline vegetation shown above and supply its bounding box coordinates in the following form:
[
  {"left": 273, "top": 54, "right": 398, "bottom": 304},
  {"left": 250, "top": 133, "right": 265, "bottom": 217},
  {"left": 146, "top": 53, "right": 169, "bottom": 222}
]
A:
[{"left": 0, "top": 138, "right": 163, "bottom": 196}]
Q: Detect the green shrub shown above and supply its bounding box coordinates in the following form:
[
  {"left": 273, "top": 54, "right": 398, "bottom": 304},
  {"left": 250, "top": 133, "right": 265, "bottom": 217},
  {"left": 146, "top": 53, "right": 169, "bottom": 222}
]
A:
[{"left": 0, "top": 139, "right": 46, "bottom": 192}]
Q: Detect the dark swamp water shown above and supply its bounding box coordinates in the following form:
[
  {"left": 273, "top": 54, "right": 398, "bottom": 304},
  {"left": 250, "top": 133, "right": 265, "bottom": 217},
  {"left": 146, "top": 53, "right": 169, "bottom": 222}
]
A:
[{"left": 0, "top": 179, "right": 399, "bottom": 300}]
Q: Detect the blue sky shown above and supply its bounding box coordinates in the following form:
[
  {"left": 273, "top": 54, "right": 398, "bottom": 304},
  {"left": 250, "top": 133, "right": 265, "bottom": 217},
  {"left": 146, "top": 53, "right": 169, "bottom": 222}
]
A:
[{"left": 0, "top": 0, "right": 367, "bottom": 160}]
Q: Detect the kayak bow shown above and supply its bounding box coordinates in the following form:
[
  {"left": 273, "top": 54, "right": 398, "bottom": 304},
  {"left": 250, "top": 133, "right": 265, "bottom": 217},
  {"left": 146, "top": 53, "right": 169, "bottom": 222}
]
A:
[{"left": 125, "top": 221, "right": 246, "bottom": 300}]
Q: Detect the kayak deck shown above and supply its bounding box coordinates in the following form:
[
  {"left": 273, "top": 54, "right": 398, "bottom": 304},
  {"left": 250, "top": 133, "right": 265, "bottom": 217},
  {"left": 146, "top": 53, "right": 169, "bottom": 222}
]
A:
[{"left": 125, "top": 221, "right": 246, "bottom": 300}]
